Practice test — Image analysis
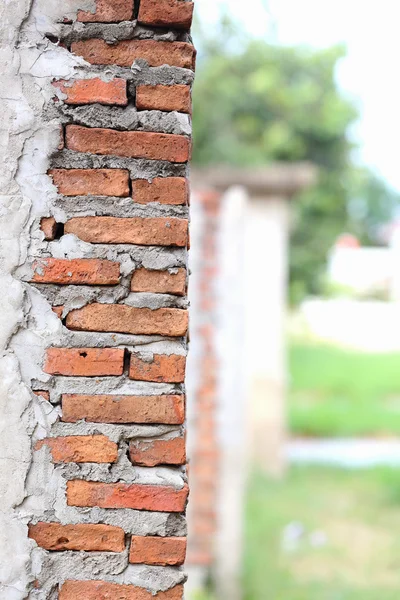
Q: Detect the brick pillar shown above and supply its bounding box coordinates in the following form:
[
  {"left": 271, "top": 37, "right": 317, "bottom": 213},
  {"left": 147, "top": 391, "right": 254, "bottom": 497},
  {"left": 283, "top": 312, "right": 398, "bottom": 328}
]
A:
[{"left": 1, "top": 0, "right": 195, "bottom": 597}]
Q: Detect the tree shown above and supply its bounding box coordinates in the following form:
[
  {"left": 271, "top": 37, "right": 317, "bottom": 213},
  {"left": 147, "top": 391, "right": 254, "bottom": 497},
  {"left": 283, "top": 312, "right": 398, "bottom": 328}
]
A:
[{"left": 192, "top": 20, "right": 399, "bottom": 301}]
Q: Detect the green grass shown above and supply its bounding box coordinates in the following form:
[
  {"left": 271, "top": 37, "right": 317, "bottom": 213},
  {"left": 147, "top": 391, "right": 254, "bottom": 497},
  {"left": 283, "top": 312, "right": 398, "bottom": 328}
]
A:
[
  {"left": 244, "top": 467, "right": 400, "bottom": 600},
  {"left": 289, "top": 343, "right": 400, "bottom": 436}
]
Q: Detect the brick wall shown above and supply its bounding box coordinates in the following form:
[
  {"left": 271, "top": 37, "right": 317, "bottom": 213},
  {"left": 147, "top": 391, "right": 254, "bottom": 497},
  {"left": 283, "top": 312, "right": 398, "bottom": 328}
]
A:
[{"left": 26, "top": 0, "right": 195, "bottom": 596}]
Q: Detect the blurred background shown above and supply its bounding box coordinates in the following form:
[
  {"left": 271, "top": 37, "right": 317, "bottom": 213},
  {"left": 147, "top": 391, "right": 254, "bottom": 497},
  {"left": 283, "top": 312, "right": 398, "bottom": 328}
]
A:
[{"left": 186, "top": 1, "right": 400, "bottom": 598}]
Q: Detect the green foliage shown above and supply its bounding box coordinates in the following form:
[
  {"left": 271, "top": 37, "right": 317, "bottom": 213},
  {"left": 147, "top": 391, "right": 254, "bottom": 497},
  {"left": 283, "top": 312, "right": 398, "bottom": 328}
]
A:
[
  {"left": 192, "top": 19, "right": 400, "bottom": 301},
  {"left": 244, "top": 467, "right": 400, "bottom": 599},
  {"left": 289, "top": 343, "right": 400, "bottom": 436}
]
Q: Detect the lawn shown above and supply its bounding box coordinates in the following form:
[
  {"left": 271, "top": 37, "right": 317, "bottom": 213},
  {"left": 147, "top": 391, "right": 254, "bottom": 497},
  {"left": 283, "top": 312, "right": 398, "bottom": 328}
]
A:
[
  {"left": 289, "top": 343, "right": 400, "bottom": 437},
  {"left": 244, "top": 466, "right": 400, "bottom": 600}
]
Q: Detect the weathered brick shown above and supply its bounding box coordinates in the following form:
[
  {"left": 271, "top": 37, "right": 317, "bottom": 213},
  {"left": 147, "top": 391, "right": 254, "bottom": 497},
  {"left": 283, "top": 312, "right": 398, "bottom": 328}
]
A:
[
  {"left": 131, "top": 269, "right": 186, "bottom": 295},
  {"left": 67, "top": 480, "right": 189, "bottom": 512},
  {"left": 130, "top": 353, "right": 186, "bottom": 383},
  {"left": 53, "top": 78, "right": 127, "bottom": 106},
  {"left": 31, "top": 258, "right": 120, "bottom": 285},
  {"left": 65, "top": 125, "right": 190, "bottom": 163},
  {"left": 33, "top": 390, "right": 50, "bottom": 401},
  {"left": 136, "top": 85, "right": 191, "bottom": 113},
  {"left": 77, "top": 0, "right": 134, "bottom": 23},
  {"left": 65, "top": 216, "right": 188, "bottom": 246},
  {"left": 49, "top": 168, "right": 129, "bottom": 196},
  {"left": 71, "top": 39, "right": 196, "bottom": 70},
  {"left": 138, "top": 0, "right": 194, "bottom": 29},
  {"left": 44, "top": 347, "right": 124, "bottom": 376},
  {"left": 129, "top": 535, "right": 186, "bottom": 566},
  {"left": 129, "top": 436, "right": 186, "bottom": 467},
  {"left": 29, "top": 522, "right": 124, "bottom": 552},
  {"left": 66, "top": 304, "right": 188, "bottom": 336},
  {"left": 60, "top": 581, "right": 184, "bottom": 600},
  {"left": 62, "top": 394, "right": 185, "bottom": 425},
  {"left": 132, "top": 177, "right": 189, "bottom": 206},
  {"left": 40, "top": 217, "right": 57, "bottom": 241},
  {"left": 52, "top": 306, "right": 64, "bottom": 319},
  {"left": 35, "top": 435, "right": 118, "bottom": 463}
]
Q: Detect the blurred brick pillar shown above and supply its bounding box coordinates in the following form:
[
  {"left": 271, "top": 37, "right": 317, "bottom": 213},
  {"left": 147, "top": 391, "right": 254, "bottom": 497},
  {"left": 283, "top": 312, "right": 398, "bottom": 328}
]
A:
[{"left": 186, "top": 189, "right": 222, "bottom": 586}]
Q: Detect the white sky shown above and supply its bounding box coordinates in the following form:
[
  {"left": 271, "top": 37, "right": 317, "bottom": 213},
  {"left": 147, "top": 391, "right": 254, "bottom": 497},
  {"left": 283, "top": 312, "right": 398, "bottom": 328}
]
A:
[{"left": 196, "top": 0, "right": 400, "bottom": 191}]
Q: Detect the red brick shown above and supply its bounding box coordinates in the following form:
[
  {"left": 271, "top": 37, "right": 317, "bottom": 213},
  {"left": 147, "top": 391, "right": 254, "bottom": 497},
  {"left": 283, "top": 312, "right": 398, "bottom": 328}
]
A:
[
  {"left": 40, "top": 217, "right": 57, "bottom": 240},
  {"left": 49, "top": 168, "right": 129, "bottom": 197},
  {"left": 129, "top": 436, "right": 186, "bottom": 467},
  {"left": 53, "top": 78, "right": 127, "bottom": 106},
  {"left": 66, "top": 304, "right": 188, "bottom": 337},
  {"left": 44, "top": 347, "right": 124, "bottom": 376},
  {"left": 35, "top": 435, "right": 118, "bottom": 463},
  {"left": 60, "top": 581, "right": 183, "bottom": 600},
  {"left": 77, "top": 0, "right": 134, "bottom": 23},
  {"left": 131, "top": 269, "right": 186, "bottom": 295},
  {"left": 67, "top": 480, "right": 189, "bottom": 512},
  {"left": 136, "top": 85, "right": 191, "bottom": 113},
  {"left": 52, "top": 306, "right": 64, "bottom": 319},
  {"left": 138, "top": 0, "right": 193, "bottom": 29},
  {"left": 29, "top": 522, "right": 124, "bottom": 552},
  {"left": 62, "top": 394, "right": 185, "bottom": 425},
  {"left": 130, "top": 353, "right": 186, "bottom": 383},
  {"left": 129, "top": 535, "right": 186, "bottom": 565},
  {"left": 71, "top": 39, "right": 196, "bottom": 70},
  {"left": 65, "top": 125, "right": 190, "bottom": 163},
  {"left": 65, "top": 216, "right": 188, "bottom": 247},
  {"left": 31, "top": 258, "right": 120, "bottom": 285},
  {"left": 33, "top": 390, "right": 50, "bottom": 401},
  {"left": 132, "top": 178, "right": 188, "bottom": 206}
]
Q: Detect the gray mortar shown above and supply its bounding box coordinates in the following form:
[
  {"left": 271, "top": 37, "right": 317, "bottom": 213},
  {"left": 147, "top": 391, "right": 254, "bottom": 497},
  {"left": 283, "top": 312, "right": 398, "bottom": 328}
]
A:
[
  {"left": 36, "top": 374, "right": 183, "bottom": 403},
  {"left": 51, "top": 150, "right": 188, "bottom": 178},
  {"left": 50, "top": 422, "right": 184, "bottom": 441},
  {"left": 60, "top": 22, "right": 188, "bottom": 44},
  {"left": 46, "top": 332, "right": 187, "bottom": 354},
  {"left": 32, "top": 507, "right": 186, "bottom": 536},
  {"left": 53, "top": 195, "right": 189, "bottom": 218},
  {"left": 67, "top": 61, "right": 195, "bottom": 86},
  {"left": 48, "top": 102, "right": 192, "bottom": 135}
]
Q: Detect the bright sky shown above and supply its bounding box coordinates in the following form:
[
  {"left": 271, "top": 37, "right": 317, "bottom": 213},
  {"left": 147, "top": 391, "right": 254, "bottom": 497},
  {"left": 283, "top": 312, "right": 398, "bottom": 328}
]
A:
[{"left": 196, "top": 0, "right": 400, "bottom": 191}]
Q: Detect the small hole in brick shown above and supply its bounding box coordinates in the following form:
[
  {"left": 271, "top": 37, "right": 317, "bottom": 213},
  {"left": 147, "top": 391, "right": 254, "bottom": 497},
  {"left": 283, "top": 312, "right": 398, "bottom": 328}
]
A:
[
  {"left": 54, "top": 222, "right": 64, "bottom": 240},
  {"left": 123, "top": 349, "right": 131, "bottom": 375},
  {"left": 79, "top": 351, "right": 88, "bottom": 358},
  {"left": 57, "top": 537, "right": 69, "bottom": 544}
]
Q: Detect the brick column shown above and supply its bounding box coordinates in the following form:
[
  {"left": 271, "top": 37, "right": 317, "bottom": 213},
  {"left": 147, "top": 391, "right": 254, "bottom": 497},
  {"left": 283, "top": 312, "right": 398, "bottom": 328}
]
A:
[{"left": 2, "top": 0, "right": 195, "bottom": 596}]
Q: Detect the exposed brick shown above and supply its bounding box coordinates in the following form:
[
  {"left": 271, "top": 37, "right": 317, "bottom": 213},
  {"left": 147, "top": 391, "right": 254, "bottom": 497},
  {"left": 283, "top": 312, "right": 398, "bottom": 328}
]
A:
[
  {"left": 62, "top": 394, "right": 185, "bottom": 425},
  {"left": 53, "top": 78, "right": 127, "bottom": 106},
  {"left": 138, "top": 0, "right": 193, "bottom": 29},
  {"left": 77, "top": 0, "right": 134, "bottom": 23},
  {"left": 129, "top": 535, "right": 186, "bottom": 566},
  {"left": 65, "top": 216, "right": 188, "bottom": 247},
  {"left": 136, "top": 85, "right": 191, "bottom": 113},
  {"left": 67, "top": 480, "right": 189, "bottom": 512},
  {"left": 49, "top": 168, "right": 129, "bottom": 197},
  {"left": 33, "top": 390, "right": 50, "bottom": 401},
  {"left": 71, "top": 39, "right": 196, "bottom": 70},
  {"left": 130, "top": 353, "right": 186, "bottom": 383},
  {"left": 66, "top": 304, "right": 189, "bottom": 336},
  {"left": 129, "top": 436, "right": 186, "bottom": 467},
  {"left": 65, "top": 125, "right": 190, "bottom": 163},
  {"left": 44, "top": 347, "right": 124, "bottom": 377},
  {"left": 132, "top": 178, "right": 189, "bottom": 206},
  {"left": 131, "top": 269, "right": 186, "bottom": 295},
  {"left": 60, "top": 581, "right": 184, "bottom": 600},
  {"left": 29, "top": 522, "right": 124, "bottom": 552},
  {"left": 31, "top": 258, "right": 120, "bottom": 285},
  {"left": 40, "top": 217, "right": 57, "bottom": 241},
  {"left": 52, "top": 306, "right": 64, "bottom": 319},
  {"left": 35, "top": 435, "right": 118, "bottom": 463}
]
